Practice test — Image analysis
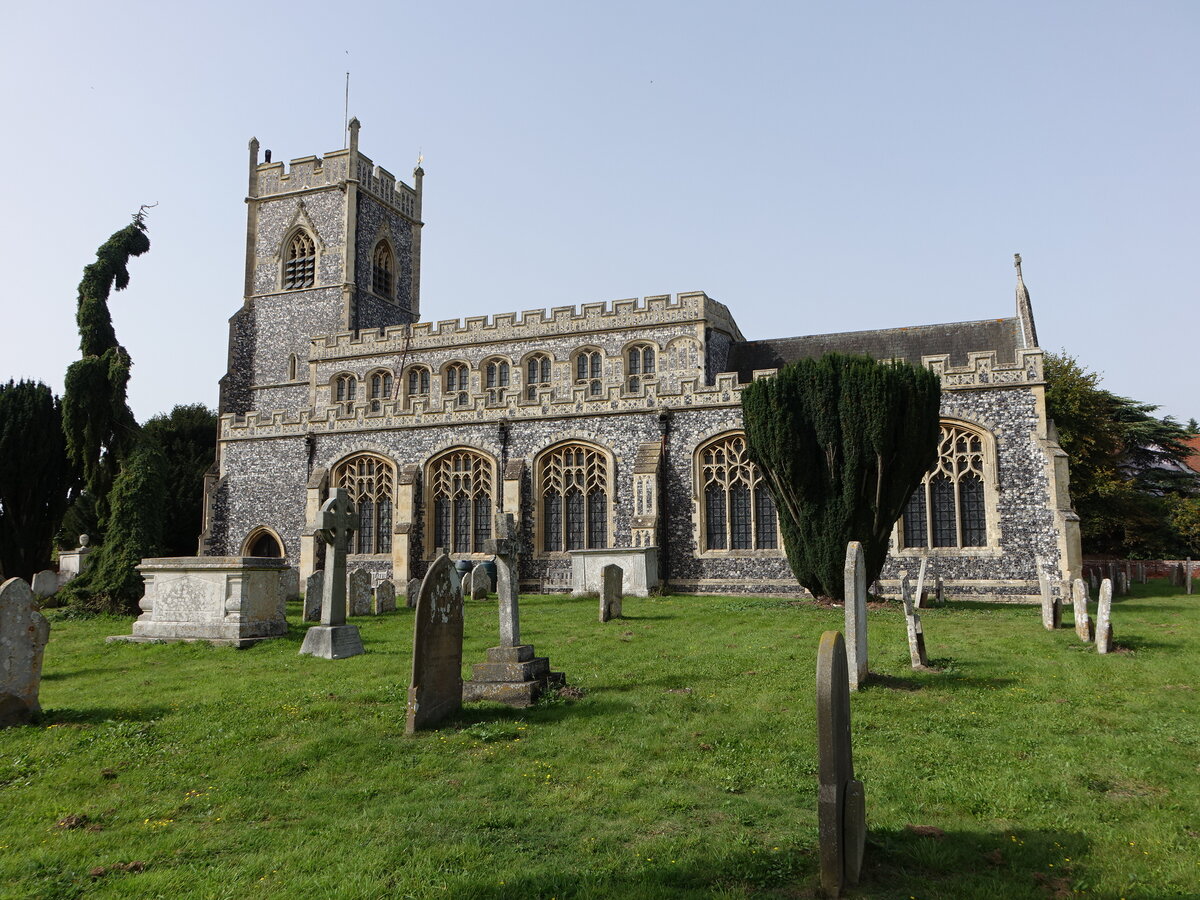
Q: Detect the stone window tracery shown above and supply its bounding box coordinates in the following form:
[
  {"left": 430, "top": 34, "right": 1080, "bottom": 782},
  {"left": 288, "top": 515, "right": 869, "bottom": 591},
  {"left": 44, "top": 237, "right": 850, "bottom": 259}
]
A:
[
  {"left": 371, "top": 240, "right": 394, "bottom": 297},
  {"left": 698, "top": 433, "right": 779, "bottom": 552},
  {"left": 900, "top": 424, "right": 989, "bottom": 549},
  {"left": 538, "top": 443, "right": 609, "bottom": 552},
  {"left": 334, "top": 373, "right": 357, "bottom": 410},
  {"left": 625, "top": 343, "right": 656, "bottom": 394},
  {"left": 485, "top": 358, "right": 510, "bottom": 403},
  {"left": 283, "top": 230, "right": 316, "bottom": 290},
  {"left": 444, "top": 362, "right": 469, "bottom": 407},
  {"left": 405, "top": 366, "right": 431, "bottom": 405},
  {"left": 525, "top": 354, "right": 552, "bottom": 401},
  {"left": 333, "top": 454, "right": 394, "bottom": 555},
  {"left": 574, "top": 349, "right": 603, "bottom": 397},
  {"left": 429, "top": 449, "right": 494, "bottom": 554},
  {"left": 369, "top": 370, "right": 393, "bottom": 411}
]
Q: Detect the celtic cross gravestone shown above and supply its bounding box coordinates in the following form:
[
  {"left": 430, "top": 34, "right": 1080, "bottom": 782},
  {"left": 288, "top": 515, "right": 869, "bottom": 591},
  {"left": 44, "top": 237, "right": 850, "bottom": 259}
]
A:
[{"left": 298, "top": 489, "right": 365, "bottom": 659}]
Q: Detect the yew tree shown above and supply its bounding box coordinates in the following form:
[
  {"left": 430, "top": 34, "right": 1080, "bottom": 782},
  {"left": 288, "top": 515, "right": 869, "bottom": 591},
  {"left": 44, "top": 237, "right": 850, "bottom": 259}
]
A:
[{"left": 741, "top": 353, "right": 941, "bottom": 600}]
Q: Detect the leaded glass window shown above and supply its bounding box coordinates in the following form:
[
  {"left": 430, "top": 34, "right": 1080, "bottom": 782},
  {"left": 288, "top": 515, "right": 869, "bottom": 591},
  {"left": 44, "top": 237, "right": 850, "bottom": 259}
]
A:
[
  {"left": 900, "top": 424, "right": 989, "bottom": 549},
  {"left": 372, "top": 241, "right": 393, "bottom": 297},
  {"left": 626, "top": 343, "right": 656, "bottom": 393},
  {"left": 369, "top": 371, "right": 392, "bottom": 411},
  {"left": 284, "top": 231, "right": 316, "bottom": 289},
  {"left": 429, "top": 449, "right": 494, "bottom": 555},
  {"left": 539, "top": 443, "right": 609, "bottom": 552},
  {"left": 406, "top": 366, "right": 430, "bottom": 406},
  {"left": 698, "top": 433, "right": 779, "bottom": 552},
  {"left": 525, "top": 353, "right": 552, "bottom": 401},
  {"left": 333, "top": 454, "right": 394, "bottom": 554},
  {"left": 334, "top": 374, "right": 357, "bottom": 406},
  {"left": 574, "top": 350, "right": 603, "bottom": 396},
  {"left": 444, "top": 363, "right": 469, "bottom": 406},
  {"left": 485, "top": 359, "right": 510, "bottom": 403}
]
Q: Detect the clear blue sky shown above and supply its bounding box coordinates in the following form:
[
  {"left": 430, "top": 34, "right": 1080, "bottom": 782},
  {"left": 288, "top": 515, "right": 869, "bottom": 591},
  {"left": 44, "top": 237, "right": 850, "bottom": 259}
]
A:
[{"left": 3, "top": 0, "right": 1196, "bottom": 423}]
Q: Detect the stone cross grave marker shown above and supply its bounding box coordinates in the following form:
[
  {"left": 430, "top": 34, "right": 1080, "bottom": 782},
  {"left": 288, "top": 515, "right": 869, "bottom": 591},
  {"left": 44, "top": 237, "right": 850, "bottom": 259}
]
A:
[
  {"left": 843, "top": 541, "right": 868, "bottom": 691},
  {"left": 470, "top": 565, "right": 490, "bottom": 601},
  {"left": 1096, "top": 578, "right": 1114, "bottom": 654},
  {"left": 599, "top": 564, "right": 623, "bottom": 622},
  {"left": 375, "top": 579, "right": 396, "bottom": 614},
  {"left": 1, "top": 578, "right": 51, "bottom": 727},
  {"left": 298, "top": 489, "right": 364, "bottom": 659},
  {"left": 913, "top": 556, "right": 929, "bottom": 609},
  {"left": 303, "top": 571, "right": 323, "bottom": 622},
  {"left": 406, "top": 577, "right": 420, "bottom": 609},
  {"left": 899, "top": 573, "right": 929, "bottom": 669},
  {"left": 484, "top": 514, "right": 520, "bottom": 647},
  {"left": 1071, "top": 577, "right": 1094, "bottom": 642},
  {"left": 816, "top": 630, "right": 866, "bottom": 897},
  {"left": 406, "top": 552, "right": 464, "bottom": 733},
  {"left": 349, "top": 567, "right": 372, "bottom": 616}
]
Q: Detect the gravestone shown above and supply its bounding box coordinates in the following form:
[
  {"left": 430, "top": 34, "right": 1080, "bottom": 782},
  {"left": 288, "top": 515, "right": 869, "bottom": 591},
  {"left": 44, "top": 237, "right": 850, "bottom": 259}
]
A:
[
  {"left": 599, "top": 563, "right": 623, "bottom": 622},
  {"left": 374, "top": 578, "right": 396, "bottom": 614},
  {"left": 303, "top": 571, "right": 323, "bottom": 622},
  {"left": 470, "top": 565, "right": 490, "bottom": 600},
  {"left": 843, "top": 542, "right": 868, "bottom": 691},
  {"left": 913, "top": 557, "right": 929, "bottom": 609},
  {"left": 816, "top": 630, "right": 866, "bottom": 897},
  {"left": 461, "top": 567, "right": 473, "bottom": 597},
  {"left": 349, "top": 568, "right": 372, "bottom": 616},
  {"left": 298, "top": 489, "right": 365, "bottom": 660},
  {"left": 406, "top": 577, "right": 420, "bottom": 609},
  {"left": 1038, "top": 569, "right": 1060, "bottom": 630},
  {"left": 280, "top": 567, "right": 300, "bottom": 604},
  {"left": 1071, "top": 577, "right": 1094, "bottom": 642},
  {"left": 1096, "top": 578, "right": 1114, "bottom": 654},
  {"left": 30, "top": 570, "right": 57, "bottom": 600},
  {"left": 406, "top": 552, "right": 464, "bottom": 732},
  {"left": 899, "top": 574, "right": 929, "bottom": 669},
  {"left": 463, "top": 513, "right": 565, "bottom": 707},
  {"left": 0, "top": 578, "right": 51, "bottom": 727},
  {"left": 1188, "top": 559, "right": 1193, "bottom": 596},
  {"left": 934, "top": 575, "right": 944, "bottom": 606}
]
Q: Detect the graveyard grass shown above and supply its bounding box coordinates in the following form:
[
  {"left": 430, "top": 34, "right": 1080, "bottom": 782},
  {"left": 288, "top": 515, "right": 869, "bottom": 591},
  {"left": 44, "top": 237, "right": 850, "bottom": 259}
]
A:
[{"left": 3, "top": 584, "right": 1198, "bottom": 899}]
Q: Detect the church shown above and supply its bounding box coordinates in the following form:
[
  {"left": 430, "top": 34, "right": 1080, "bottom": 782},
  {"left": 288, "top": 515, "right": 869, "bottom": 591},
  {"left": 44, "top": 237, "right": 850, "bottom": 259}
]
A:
[{"left": 199, "top": 120, "right": 1082, "bottom": 601}]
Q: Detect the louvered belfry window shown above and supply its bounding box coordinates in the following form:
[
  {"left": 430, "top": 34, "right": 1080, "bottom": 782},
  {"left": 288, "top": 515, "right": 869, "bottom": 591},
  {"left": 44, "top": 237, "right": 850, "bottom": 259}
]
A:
[
  {"left": 540, "top": 444, "right": 609, "bottom": 552},
  {"left": 699, "top": 433, "right": 778, "bottom": 551},
  {"left": 284, "top": 231, "right": 316, "bottom": 289},
  {"left": 430, "top": 450, "right": 493, "bottom": 554},
  {"left": 900, "top": 424, "right": 989, "bottom": 548},
  {"left": 333, "top": 455, "right": 394, "bottom": 554}
]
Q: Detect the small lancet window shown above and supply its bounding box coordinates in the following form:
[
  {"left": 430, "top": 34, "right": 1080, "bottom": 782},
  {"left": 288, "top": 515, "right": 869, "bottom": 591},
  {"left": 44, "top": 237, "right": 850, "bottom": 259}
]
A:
[
  {"left": 284, "top": 231, "right": 316, "bottom": 290},
  {"left": 445, "top": 363, "right": 469, "bottom": 407},
  {"left": 485, "top": 359, "right": 510, "bottom": 403},
  {"left": 525, "top": 354, "right": 552, "bottom": 401},
  {"left": 372, "top": 241, "right": 394, "bottom": 297},
  {"left": 574, "top": 350, "right": 603, "bottom": 396},
  {"left": 626, "top": 344, "right": 656, "bottom": 393}
]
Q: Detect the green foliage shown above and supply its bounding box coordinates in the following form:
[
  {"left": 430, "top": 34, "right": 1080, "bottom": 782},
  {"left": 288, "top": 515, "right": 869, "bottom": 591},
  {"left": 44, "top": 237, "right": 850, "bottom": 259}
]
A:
[
  {"left": 58, "top": 440, "right": 167, "bottom": 614},
  {"left": 741, "top": 353, "right": 941, "bottom": 599},
  {"left": 1167, "top": 495, "right": 1200, "bottom": 555},
  {"left": 0, "top": 380, "right": 74, "bottom": 580},
  {"left": 1045, "top": 352, "right": 1197, "bottom": 556},
  {"left": 142, "top": 404, "right": 217, "bottom": 556}
]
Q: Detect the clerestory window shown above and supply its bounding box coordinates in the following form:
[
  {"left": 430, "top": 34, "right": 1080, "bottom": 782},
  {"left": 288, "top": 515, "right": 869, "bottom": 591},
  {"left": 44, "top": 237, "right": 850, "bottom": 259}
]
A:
[
  {"left": 334, "top": 373, "right": 357, "bottom": 411},
  {"left": 369, "top": 370, "right": 393, "bottom": 411},
  {"left": 525, "top": 353, "right": 552, "bottom": 401},
  {"left": 574, "top": 350, "right": 603, "bottom": 397},
  {"left": 405, "top": 366, "right": 431, "bottom": 407},
  {"left": 485, "top": 358, "right": 510, "bottom": 403},
  {"left": 626, "top": 343, "right": 656, "bottom": 394},
  {"left": 444, "top": 363, "right": 469, "bottom": 407}
]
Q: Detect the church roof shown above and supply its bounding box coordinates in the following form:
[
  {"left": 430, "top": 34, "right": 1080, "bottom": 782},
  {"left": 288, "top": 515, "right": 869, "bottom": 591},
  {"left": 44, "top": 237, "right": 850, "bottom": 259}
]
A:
[{"left": 727, "top": 317, "right": 1023, "bottom": 381}]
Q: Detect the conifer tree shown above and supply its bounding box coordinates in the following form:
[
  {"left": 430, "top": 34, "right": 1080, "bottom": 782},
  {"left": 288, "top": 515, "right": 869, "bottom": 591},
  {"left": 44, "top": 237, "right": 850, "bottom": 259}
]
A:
[{"left": 741, "top": 354, "right": 941, "bottom": 600}]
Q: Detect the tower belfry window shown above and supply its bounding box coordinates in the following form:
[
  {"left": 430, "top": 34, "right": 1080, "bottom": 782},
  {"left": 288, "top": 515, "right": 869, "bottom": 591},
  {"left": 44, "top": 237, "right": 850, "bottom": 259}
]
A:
[
  {"left": 372, "top": 241, "right": 393, "bottom": 297},
  {"left": 284, "top": 231, "right": 316, "bottom": 290}
]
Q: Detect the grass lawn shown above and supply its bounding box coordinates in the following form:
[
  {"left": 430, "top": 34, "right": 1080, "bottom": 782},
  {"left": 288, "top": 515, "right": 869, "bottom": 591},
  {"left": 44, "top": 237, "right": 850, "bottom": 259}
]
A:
[{"left": 1, "top": 581, "right": 1198, "bottom": 899}]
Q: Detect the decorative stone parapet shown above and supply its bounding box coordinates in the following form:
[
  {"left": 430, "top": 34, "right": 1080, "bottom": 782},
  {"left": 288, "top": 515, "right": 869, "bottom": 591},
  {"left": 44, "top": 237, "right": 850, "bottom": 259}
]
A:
[
  {"left": 111, "top": 557, "right": 289, "bottom": 648},
  {"left": 571, "top": 548, "right": 659, "bottom": 597}
]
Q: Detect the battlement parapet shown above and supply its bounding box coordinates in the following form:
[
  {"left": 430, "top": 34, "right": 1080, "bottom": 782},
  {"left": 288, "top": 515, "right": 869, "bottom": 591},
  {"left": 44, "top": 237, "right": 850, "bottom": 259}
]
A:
[
  {"left": 925, "top": 348, "right": 1044, "bottom": 389},
  {"left": 354, "top": 153, "right": 419, "bottom": 217},
  {"left": 255, "top": 150, "right": 350, "bottom": 197}
]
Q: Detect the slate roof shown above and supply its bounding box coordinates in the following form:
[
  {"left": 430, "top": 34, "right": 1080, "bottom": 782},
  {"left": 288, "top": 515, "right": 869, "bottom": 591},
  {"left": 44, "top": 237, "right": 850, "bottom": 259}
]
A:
[{"left": 727, "top": 317, "right": 1023, "bottom": 382}]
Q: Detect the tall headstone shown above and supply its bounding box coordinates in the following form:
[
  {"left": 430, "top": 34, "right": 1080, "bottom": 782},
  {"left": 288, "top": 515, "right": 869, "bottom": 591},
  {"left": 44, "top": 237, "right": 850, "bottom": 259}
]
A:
[
  {"left": 1096, "top": 578, "right": 1114, "bottom": 654},
  {"left": 488, "top": 515, "right": 520, "bottom": 647},
  {"left": 843, "top": 542, "right": 868, "bottom": 691},
  {"left": 349, "top": 568, "right": 372, "bottom": 616},
  {"left": 599, "top": 563, "right": 623, "bottom": 622},
  {"left": 816, "top": 630, "right": 866, "bottom": 897},
  {"left": 470, "top": 565, "right": 490, "bottom": 600},
  {"left": 0, "top": 578, "right": 50, "bottom": 727},
  {"left": 934, "top": 575, "right": 944, "bottom": 606},
  {"left": 1071, "top": 577, "right": 1094, "bottom": 642},
  {"left": 406, "top": 577, "right": 420, "bottom": 609},
  {"left": 1188, "top": 558, "right": 1193, "bottom": 596},
  {"left": 406, "top": 553, "right": 464, "bottom": 733},
  {"left": 298, "top": 489, "right": 365, "bottom": 659},
  {"left": 303, "top": 571, "right": 323, "bottom": 622},
  {"left": 1038, "top": 568, "right": 1060, "bottom": 630},
  {"left": 374, "top": 579, "right": 397, "bottom": 614},
  {"left": 460, "top": 567, "right": 473, "bottom": 598},
  {"left": 899, "top": 574, "right": 929, "bottom": 669},
  {"left": 30, "top": 570, "right": 57, "bottom": 600},
  {"left": 1172, "top": 563, "right": 1185, "bottom": 588},
  {"left": 913, "top": 557, "right": 929, "bottom": 609}
]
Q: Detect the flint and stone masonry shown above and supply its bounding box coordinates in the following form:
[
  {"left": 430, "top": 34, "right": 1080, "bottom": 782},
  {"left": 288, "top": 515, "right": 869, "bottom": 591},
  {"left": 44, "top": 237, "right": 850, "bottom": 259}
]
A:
[{"left": 201, "top": 123, "right": 1082, "bottom": 603}]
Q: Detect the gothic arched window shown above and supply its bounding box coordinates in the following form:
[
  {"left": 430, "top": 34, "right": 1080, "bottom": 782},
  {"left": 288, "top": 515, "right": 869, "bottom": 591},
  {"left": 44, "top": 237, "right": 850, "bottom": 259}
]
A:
[
  {"left": 333, "top": 454, "right": 395, "bottom": 555},
  {"left": 283, "top": 230, "right": 316, "bottom": 290},
  {"left": 405, "top": 366, "right": 431, "bottom": 406},
  {"left": 525, "top": 353, "right": 552, "bottom": 401},
  {"left": 334, "top": 373, "right": 357, "bottom": 406},
  {"left": 369, "top": 370, "right": 393, "bottom": 411},
  {"left": 625, "top": 343, "right": 656, "bottom": 393},
  {"left": 900, "top": 423, "right": 989, "bottom": 549},
  {"left": 698, "top": 433, "right": 778, "bottom": 551},
  {"left": 429, "top": 449, "right": 494, "bottom": 554},
  {"left": 372, "top": 240, "right": 394, "bottom": 297},
  {"left": 538, "top": 443, "right": 610, "bottom": 552},
  {"left": 485, "top": 358, "right": 510, "bottom": 403},
  {"left": 574, "top": 349, "right": 603, "bottom": 396},
  {"left": 444, "top": 362, "right": 469, "bottom": 407}
]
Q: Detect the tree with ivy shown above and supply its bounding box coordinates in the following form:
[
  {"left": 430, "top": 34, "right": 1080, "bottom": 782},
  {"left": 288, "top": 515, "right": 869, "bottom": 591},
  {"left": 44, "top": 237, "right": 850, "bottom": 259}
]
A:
[
  {"left": 741, "top": 353, "right": 941, "bottom": 600},
  {"left": 0, "top": 380, "right": 74, "bottom": 581}
]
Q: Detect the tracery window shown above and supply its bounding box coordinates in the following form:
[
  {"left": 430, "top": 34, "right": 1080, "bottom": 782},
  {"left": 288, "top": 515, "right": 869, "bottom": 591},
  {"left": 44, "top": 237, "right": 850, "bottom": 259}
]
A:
[
  {"left": 698, "top": 433, "right": 778, "bottom": 551},
  {"left": 539, "top": 443, "right": 609, "bottom": 551},
  {"left": 485, "top": 358, "right": 510, "bottom": 403},
  {"left": 429, "top": 449, "right": 494, "bottom": 554},
  {"left": 405, "top": 366, "right": 431, "bottom": 405},
  {"left": 574, "top": 350, "right": 603, "bottom": 396},
  {"left": 369, "top": 370, "right": 393, "bottom": 411},
  {"left": 900, "top": 424, "right": 988, "bottom": 549},
  {"left": 626, "top": 343, "right": 656, "bottom": 393},
  {"left": 372, "top": 240, "right": 394, "bottom": 297},
  {"left": 334, "top": 373, "right": 357, "bottom": 409},
  {"left": 283, "top": 230, "right": 316, "bottom": 290},
  {"left": 333, "top": 454, "right": 394, "bottom": 555},
  {"left": 444, "top": 363, "right": 469, "bottom": 407},
  {"left": 525, "top": 353, "right": 551, "bottom": 401}
]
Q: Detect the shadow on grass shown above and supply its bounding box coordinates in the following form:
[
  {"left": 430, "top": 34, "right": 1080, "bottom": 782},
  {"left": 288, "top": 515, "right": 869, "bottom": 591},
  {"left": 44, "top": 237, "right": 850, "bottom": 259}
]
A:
[
  {"left": 454, "top": 696, "right": 633, "bottom": 728},
  {"left": 40, "top": 705, "right": 172, "bottom": 725}
]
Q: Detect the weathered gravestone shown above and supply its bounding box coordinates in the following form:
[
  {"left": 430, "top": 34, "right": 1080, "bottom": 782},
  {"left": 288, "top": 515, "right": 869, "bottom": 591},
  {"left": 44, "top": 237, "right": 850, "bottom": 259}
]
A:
[
  {"left": 349, "top": 568, "right": 372, "bottom": 616},
  {"left": 1171, "top": 563, "right": 1184, "bottom": 588},
  {"left": 1188, "top": 559, "right": 1193, "bottom": 596},
  {"left": 470, "top": 565, "right": 490, "bottom": 600},
  {"left": 934, "top": 575, "right": 944, "bottom": 606},
  {"left": 463, "top": 513, "right": 564, "bottom": 707},
  {"left": 298, "top": 489, "right": 365, "bottom": 660},
  {"left": 1071, "top": 577, "right": 1094, "bottom": 642},
  {"left": 1096, "top": 578, "right": 1114, "bottom": 654},
  {"left": 280, "top": 567, "right": 300, "bottom": 605},
  {"left": 913, "top": 557, "right": 930, "bottom": 609},
  {"left": 599, "top": 563, "right": 623, "bottom": 622},
  {"left": 460, "top": 567, "right": 473, "bottom": 598},
  {"left": 303, "top": 571, "right": 323, "bottom": 622},
  {"left": 406, "top": 577, "right": 420, "bottom": 609},
  {"left": 0, "top": 578, "right": 51, "bottom": 727},
  {"left": 406, "top": 552, "right": 464, "bottom": 732},
  {"left": 30, "top": 570, "right": 57, "bottom": 601},
  {"left": 816, "top": 630, "right": 866, "bottom": 898},
  {"left": 374, "top": 579, "right": 396, "bottom": 614},
  {"left": 843, "top": 542, "right": 869, "bottom": 691},
  {"left": 899, "top": 574, "right": 930, "bottom": 669},
  {"left": 1038, "top": 567, "right": 1060, "bottom": 630}
]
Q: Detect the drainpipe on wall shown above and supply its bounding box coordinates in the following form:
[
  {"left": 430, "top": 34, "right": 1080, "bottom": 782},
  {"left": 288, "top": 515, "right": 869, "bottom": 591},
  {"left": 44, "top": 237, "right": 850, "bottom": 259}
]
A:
[
  {"left": 497, "top": 418, "right": 511, "bottom": 512},
  {"left": 657, "top": 409, "right": 672, "bottom": 588}
]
